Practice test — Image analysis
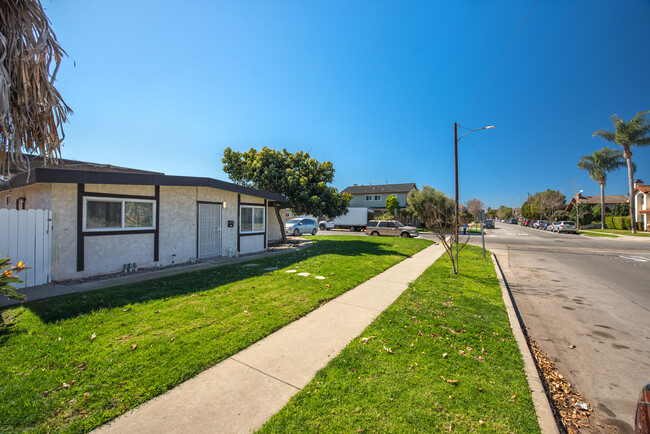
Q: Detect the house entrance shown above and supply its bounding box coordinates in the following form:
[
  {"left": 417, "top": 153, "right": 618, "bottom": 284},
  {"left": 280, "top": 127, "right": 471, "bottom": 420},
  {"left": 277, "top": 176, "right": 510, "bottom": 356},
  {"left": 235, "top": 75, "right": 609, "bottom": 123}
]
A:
[{"left": 198, "top": 203, "right": 222, "bottom": 258}]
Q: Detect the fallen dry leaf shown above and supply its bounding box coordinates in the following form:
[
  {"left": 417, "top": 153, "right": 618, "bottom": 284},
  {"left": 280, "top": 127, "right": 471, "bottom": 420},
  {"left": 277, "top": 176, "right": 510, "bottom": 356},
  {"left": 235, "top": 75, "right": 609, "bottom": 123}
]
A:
[
  {"left": 89, "top": 333, "right": 96, "bottom": 341},
  {"left": 130, "top": 344, "right": 137, "bottom": 351}
]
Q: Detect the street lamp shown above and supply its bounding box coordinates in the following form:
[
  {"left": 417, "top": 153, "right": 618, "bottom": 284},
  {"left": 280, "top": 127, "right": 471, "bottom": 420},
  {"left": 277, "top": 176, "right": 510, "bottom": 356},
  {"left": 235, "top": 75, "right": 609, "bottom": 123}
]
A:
[{"left": 454, "top": 122, "right": 494, "bottom": 273}]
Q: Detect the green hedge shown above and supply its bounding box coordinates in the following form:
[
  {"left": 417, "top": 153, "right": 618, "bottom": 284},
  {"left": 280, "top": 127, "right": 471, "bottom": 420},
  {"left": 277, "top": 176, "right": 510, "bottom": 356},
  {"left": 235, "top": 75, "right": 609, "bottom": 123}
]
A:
[
  {"left": 605, "top": 216, "right": 614, "bottom": 229},
  {"left": 612, "top": 216, "right": 631, "bottom": 230},
  {"left": 637, "top": 221, "right": 645, "bottom": 231}
]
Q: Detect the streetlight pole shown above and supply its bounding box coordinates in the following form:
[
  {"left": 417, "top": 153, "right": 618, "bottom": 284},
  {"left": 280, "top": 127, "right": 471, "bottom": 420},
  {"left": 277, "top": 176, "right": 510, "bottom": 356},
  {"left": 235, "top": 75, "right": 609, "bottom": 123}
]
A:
[{"left": 454, "top": 123, "right": 494, "bottom": 274}]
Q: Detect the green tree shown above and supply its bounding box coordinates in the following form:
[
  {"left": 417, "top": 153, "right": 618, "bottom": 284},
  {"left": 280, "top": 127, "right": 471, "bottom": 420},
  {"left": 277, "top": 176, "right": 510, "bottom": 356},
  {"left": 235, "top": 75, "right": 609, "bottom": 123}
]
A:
[
  {"left": 407, "top": 186, "right": 468, "bottom": 274},
  {"left": 577, "top": 147, "right": 627, "bottom": 229},
  {"left": 520, "top": 197, "right": 540, "bottom": 219},
  {"left": 593, "top": 110, "right": 650, "bottom": 233},
  {"left": 486, "top": 207, "right": 498, "bottom": 219},
  {"left": 222, "top": 147, "right": 351, "bottom": 243},
  {"left": 497, "top": 205, "right": 513, "bottom": 219},
  {"left": 612, "top": 202, "right": 630, "bottom": 217},
  {"left": 529, "top": 190, "right": 566, "bottom": 221},
  {"left": 385, "top": 195, "right": 400, "bottom": 217},
  {"left": 0, "top": 1, "right": 72, "bottom": 176}
]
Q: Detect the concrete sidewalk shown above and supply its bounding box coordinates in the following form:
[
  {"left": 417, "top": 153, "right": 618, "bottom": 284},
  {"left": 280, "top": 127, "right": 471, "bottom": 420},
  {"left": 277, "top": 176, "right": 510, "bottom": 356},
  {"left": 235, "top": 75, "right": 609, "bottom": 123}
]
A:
[{"left": 95, "top": 243, "right": 446, "bottom": 434}]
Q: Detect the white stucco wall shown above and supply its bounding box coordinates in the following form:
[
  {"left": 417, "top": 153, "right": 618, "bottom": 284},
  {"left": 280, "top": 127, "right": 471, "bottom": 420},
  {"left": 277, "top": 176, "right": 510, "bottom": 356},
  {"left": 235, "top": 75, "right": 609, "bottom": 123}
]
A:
[
  {"left": 1, "top": 183, "right": 52, "bottom": 210},
  {"left": 9, "top": 181, "right": 282, "bottom": 280}
]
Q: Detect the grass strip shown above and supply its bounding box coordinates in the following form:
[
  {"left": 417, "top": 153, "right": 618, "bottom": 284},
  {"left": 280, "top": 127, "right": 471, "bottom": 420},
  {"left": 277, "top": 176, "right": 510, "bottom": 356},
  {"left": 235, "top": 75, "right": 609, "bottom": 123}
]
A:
[
  {"left": 577, "top": 231, "right": 618, "bottom": 238},
  {"left": 0, "top": 236, "right": 431, "bottom": 433},
  {"left": 580, "top": 228, "right": 650, "bottom": 237},
  {"left": 260, "top": 245, "right": 540, "bottom": 433}
]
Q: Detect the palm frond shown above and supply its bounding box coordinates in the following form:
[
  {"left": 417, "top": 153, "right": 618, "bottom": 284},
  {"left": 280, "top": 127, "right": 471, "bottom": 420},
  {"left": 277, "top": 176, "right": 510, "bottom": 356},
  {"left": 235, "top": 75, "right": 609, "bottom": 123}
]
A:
[{"left": 0, "top": 0, "right": 72, "bottom": 176}]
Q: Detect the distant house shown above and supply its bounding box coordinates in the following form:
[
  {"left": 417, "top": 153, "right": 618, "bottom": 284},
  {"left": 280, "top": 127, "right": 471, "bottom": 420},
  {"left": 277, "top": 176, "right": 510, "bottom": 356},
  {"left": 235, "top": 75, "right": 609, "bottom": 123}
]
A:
[
  {"left": 565, "top": 192, "right": 628, "bottom": 212},
  {"left": 1, "top": 158, "right": 286, "bottom": 282},
  {"left": 341, "top": 183, "right": 417, "bottom": 219},
  {"left": 634, "top": 180, "right": 650, "bottom": 231}
]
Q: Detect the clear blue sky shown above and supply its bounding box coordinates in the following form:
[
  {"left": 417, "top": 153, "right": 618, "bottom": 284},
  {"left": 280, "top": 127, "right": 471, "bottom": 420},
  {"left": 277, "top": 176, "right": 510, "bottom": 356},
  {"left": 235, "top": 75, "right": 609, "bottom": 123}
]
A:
[{"left": 45, "top": 0, "right": 650, "bottom": 209}]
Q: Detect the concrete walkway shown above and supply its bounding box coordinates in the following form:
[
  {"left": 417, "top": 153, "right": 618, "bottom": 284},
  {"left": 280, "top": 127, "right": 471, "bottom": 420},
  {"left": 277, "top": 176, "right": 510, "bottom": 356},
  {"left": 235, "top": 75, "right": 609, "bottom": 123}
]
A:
[{"left": 95, "top": 243, "right": 446, "bottom": 433}]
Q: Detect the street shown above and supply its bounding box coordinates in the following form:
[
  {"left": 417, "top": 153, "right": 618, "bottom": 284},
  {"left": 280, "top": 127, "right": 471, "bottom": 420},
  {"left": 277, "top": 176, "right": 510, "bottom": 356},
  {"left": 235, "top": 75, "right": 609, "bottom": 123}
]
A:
[{"left": 482, "top": 223, "right": 650, "bottom": 433}]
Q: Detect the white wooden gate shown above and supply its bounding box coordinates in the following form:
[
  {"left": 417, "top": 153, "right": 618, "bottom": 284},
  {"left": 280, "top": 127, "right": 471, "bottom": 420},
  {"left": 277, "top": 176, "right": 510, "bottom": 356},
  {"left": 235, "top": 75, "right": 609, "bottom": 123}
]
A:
[{"left": 0, "top": 209, "right": 52, "bottom": 287}]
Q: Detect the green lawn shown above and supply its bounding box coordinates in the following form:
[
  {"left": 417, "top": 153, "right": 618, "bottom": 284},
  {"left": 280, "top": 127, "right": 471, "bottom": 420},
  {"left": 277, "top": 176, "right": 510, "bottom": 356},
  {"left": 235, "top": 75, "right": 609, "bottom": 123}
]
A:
[
  {"left": 582, "top": 228, "right": 650, "bottom": 237},
  {"left": 260, "top": 246, "right": 540, "bottom": 433},
  {"left": 577, "top": 230, "right": 618, "bottom": 238},
  {"left": 0, "top": 236, "right": 431, "bottom": 433}
]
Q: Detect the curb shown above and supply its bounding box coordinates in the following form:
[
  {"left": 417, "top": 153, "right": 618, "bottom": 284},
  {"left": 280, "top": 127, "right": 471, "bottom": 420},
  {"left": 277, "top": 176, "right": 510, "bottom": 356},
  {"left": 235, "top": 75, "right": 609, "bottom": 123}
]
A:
[{"left": 491, "top": 253, "right": 560, "bottom": 434}]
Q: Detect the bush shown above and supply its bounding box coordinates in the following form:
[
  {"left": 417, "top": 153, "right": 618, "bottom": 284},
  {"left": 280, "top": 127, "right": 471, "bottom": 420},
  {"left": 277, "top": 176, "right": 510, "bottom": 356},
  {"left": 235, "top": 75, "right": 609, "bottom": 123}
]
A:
[
  {"left": 637, "top": 221, "right": 645, "bottom": 231},
  {"left": 612, "top": 216, "right": 631, "bottom": 230},
  {"left": 605, "top": 216, "right": 614, "bottom": 229}
]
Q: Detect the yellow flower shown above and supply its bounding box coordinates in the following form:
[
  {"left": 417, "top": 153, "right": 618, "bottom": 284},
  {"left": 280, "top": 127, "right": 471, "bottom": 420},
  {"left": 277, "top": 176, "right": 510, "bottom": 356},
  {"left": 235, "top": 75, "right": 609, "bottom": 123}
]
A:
[
  {"left": 16, "top": 261, "right": 25, "bottom": 270},
  {"left": 3, "top": 270, "right": 13, "bottom": 278}
]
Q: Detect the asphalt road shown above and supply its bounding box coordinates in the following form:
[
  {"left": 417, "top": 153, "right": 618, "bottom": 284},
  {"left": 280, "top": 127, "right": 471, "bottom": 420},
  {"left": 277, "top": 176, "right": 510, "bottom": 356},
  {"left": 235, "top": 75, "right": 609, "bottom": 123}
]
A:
[{"left": 480, "top": 223, "right": 650, "bottom": 433}]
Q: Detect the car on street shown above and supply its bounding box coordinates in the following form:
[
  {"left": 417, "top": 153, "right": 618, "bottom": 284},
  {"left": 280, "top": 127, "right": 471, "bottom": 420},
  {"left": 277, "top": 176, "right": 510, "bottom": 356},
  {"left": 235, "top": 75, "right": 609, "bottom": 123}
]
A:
[
  {"left": 555, "top": 221, "right": 577, "bottom": 234},
  {"left": 285, "top": 218, "right": 319, "bottom": 236},
  {"left": 509, "top": 218, "right": 518, "bottom": 224},
  {"left": 483, "top": 219, "right": 495, "bottom": 229},
  {"left": 366, "top": 220, "right": 419, "bottom": 238}
]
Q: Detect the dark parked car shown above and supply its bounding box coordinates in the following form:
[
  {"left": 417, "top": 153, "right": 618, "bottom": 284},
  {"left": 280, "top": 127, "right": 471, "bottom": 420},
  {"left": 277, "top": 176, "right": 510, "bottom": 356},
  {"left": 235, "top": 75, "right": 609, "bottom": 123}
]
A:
[{"left": 483, "top": 219, "right": 495, "bottom": 229}]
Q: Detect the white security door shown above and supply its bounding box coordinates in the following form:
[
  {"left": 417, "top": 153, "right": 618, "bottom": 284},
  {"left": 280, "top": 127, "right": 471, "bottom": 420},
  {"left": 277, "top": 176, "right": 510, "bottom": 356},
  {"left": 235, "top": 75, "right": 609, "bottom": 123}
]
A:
[{"left": 198, "top": 203, "right": 222, "bottom": 258}]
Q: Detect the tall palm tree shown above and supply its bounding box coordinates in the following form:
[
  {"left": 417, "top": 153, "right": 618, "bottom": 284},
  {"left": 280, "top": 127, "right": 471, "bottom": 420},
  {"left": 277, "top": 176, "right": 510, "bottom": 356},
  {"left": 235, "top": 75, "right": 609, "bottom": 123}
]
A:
[
  {"left": 577, "top": 147, "right": 627, "bottom": 229},
  {"left": 593, "top": 110, "right": 650, "bottom": 233},
  {"left": 0, "top": 0, "right": 71, "bottom": 177}
]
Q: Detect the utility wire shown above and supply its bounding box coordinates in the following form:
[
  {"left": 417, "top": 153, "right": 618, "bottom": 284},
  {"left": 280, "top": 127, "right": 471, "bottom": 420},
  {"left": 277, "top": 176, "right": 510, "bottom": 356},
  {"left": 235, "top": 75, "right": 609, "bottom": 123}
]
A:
[{"left": 462, "top": 0, "right": 539, "bottom": 121}]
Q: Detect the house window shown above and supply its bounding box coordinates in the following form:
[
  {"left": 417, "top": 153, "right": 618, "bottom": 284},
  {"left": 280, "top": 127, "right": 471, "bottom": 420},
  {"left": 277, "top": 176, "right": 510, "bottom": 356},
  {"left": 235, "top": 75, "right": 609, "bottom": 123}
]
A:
[
  {"left": 374, "top": 195, "right": 382, "bottom": 201},
  {"left": 84, "top": 197, "right": 155, "bottom": 231},
  {"left": 365, "top": 195, "right": 372, "bottom": 201},
  {"left": 240, "top": 205, "right": 265, "bottom": 233},
  {"left": 4, "top": 195, "right": 9, "bottom": 206}
]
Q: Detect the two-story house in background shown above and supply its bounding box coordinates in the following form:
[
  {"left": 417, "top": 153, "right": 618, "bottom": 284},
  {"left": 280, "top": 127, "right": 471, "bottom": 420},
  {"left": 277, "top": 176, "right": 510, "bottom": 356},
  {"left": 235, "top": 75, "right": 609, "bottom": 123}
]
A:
[{"left": 341, "top": 183, "right": 417, "bottom": 221}]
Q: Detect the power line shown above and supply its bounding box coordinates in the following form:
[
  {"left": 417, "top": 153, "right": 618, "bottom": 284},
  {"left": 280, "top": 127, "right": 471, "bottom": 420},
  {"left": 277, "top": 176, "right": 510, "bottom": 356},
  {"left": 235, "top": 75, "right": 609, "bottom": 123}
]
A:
[{"left": 462, "top": 0, "right": 539, "bottom": 121}]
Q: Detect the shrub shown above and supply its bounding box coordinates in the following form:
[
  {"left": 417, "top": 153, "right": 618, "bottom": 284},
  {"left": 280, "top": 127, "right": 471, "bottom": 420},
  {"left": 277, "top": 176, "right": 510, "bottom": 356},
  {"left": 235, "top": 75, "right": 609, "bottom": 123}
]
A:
[
  {"left": 605, "top": 216, "right": 614, "bottom": 229},
  {"left": 612, "top": 216, "right": 631, "bottom": 230}
]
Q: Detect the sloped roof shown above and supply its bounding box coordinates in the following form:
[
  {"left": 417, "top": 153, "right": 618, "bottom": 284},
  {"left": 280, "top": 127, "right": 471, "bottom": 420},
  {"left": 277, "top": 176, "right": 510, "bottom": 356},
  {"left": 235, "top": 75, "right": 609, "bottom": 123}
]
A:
[
  {"left": 342, "top": 183, "right": 417, "bottom": 195},
  {"left": 7, "top": 155, "right": 163, "bottom": 175},
  {"left": 635, "top": 185, "right": 650, "bottom": 193},
  {"left": 1, "top": 157, "right": 286, "bottom": 202},
  {"left": 565, "top": 194, "right": 628, "bottom": 211}
]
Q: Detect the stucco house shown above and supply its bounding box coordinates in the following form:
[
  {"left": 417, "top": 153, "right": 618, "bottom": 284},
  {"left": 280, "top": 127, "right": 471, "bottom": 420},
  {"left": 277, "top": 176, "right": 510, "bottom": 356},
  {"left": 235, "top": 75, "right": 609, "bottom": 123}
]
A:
[
  {"left": 0, "top": 158, "right": 286, "bottom": 282},
  {"left": 565, "top": 192, "right": 629, "bottom": 212},
  {"left": 634, "top": 180, "right": 649, "bottom": 231},
  {"left": 341, "top": 183, "right": 417, "bottom": 218}
]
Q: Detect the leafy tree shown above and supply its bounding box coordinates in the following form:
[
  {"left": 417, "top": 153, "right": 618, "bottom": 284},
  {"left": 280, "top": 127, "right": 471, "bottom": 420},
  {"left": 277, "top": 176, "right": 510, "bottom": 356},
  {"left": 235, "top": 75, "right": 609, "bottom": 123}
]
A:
[
  {"left": 612, "top": 202, "right": 630, "bottom": 217},
  {"left": 465, "top": 199, "right": 484, "bottom": 220},
  {"left": 486, "top": 207, "right": 498, "bottom": 219},
  {"left": 577, "top": 147, "right": 627, "bottom": 229},
  {"left": 569, "top": 203, "right": 593, "bottom": 227},
  {"left": 520, "top": 197, "right": 540, "bottom": 219},
  {"left": 222, "top": 147, "right": 351, "bottom": 243},
  {"left": 593, "top": 110, "right": 650, "bottom": 233},
  {"left": 530, "top": 190, "right": 566, "bottom": 221},
  {"left": 385, "top": 195, "right": 400, "bottom": 217},
  {"left": 407, "top": 186, "right": 468, "bottom": 274},
  {"left": 497, "top": 205, "right": 513, "bottom": 219},
  {"left": 0, "top": 1, "right": 72, "bottom": 176}
]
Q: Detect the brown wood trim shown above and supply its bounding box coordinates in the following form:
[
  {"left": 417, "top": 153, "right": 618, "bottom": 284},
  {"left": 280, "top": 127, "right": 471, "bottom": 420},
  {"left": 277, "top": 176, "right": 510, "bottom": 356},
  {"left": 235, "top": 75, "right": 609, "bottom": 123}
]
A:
[
  {"left": 83, "top": 229, "right": 156, "bottom": 237},
  {"left": 240, "top": 202, "right": 265, "bottom": 206},
  {"left": 239, "top": 232, "right": 265, "bottom": 237},
  {"left": 154, "top": 185, "right": 160, "bottom": 261},
  {"left": 77, "top": 183, "right": 84, "bottom": 271},
  {"left": 264, "top": 199, "right": 267, "bottom": 248},
  {"left": 237, "top": 194, "right": 241, "bottom": 253},
  {"left": 83, "top": 191, "right": 156, "bottom": 200}
]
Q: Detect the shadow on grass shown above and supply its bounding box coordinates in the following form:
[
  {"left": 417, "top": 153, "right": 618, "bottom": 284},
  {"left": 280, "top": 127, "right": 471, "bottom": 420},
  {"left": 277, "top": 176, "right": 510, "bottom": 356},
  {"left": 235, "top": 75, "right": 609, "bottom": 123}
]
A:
[{"left": 10, "top": 238, "right": 414, "bottom": 325}]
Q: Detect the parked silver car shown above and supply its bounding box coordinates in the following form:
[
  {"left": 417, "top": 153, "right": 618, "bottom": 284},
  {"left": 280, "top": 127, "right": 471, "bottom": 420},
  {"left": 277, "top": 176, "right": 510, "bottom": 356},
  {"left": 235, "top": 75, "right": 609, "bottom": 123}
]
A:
[
  {"left": 285, "top": 218, "right": 318, "bottom": 236},
  {"left": 366, "top": 220, "right": 419, "bottom": 238},
  {"left": 555, "top": 221, "right": 577, "bottom": 234}
]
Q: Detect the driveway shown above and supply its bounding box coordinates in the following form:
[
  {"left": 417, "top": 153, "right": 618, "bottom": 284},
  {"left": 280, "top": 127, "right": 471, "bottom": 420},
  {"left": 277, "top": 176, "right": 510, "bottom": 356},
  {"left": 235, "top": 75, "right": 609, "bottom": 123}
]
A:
[{"left": 480, "top": 223, "right": 649, "bottom": 433}]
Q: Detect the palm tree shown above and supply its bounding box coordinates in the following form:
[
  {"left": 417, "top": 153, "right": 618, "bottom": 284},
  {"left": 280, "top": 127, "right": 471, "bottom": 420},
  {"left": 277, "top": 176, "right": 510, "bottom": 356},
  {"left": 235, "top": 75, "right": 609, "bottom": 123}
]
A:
[
  {"left": 0, "top": 0, "right": 71, "bottom": 176},
  {"left": 593, "top": 110, "right": 650, "bottom": 233},
  {"left": 577, "top": 147, "right": 627, "bottom": 229}
]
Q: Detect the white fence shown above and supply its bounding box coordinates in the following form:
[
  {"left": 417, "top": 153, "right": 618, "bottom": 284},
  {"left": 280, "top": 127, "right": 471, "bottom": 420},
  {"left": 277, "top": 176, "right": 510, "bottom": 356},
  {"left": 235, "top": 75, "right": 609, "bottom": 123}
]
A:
[{"left": 0, "top": 209, "right": 52, "bottom": 287}]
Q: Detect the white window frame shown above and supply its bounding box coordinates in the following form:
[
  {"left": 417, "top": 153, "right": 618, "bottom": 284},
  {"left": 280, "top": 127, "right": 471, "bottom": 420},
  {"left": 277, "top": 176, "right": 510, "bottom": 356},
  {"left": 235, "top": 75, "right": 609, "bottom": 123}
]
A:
[
  {"left": 374, "top": 195, "right": 382, "bottom": 201},
  {"left": 83, "top": 196, "right": 156, "bottom": 232},
  {"left": 365, "top": 195, "right": 372, "bottom": 201},
  {"left": 240, "top": 205, "right": 265, "bottom": 234}
]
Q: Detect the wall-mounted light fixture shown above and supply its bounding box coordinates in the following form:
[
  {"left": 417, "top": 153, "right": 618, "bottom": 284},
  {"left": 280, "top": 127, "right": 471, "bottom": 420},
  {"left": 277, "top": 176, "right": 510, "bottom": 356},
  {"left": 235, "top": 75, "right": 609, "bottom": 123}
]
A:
[{"left": 222, "top": 202, "right": 227, "bottom": 209}]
